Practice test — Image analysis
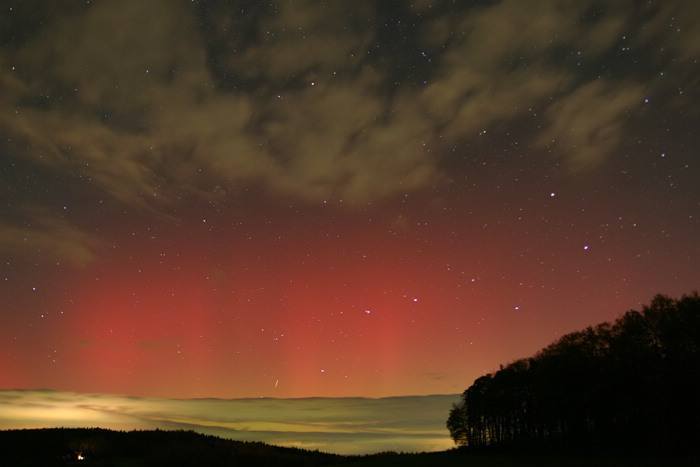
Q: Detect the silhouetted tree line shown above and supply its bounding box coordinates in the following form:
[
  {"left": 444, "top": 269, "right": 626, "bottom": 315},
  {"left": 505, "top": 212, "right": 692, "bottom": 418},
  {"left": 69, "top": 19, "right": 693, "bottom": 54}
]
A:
[{"left": 447, "top": 293, "right": 700, "bottom": 453}]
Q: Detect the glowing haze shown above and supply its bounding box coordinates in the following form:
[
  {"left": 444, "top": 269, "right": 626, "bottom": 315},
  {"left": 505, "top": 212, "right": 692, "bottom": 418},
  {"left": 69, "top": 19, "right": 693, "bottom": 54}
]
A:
[
  {"left": 0, "top": 390, "right": 457, "bottom": 453},
  {"left": 1, "top": 0, "right": 699, "bottom": 405}
]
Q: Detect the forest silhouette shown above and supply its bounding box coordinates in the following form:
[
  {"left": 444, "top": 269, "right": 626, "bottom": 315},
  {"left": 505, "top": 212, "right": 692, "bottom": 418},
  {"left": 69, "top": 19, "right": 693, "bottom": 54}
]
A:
[{"left": 447, "top": 293, "right": 700, "bottom": 453}]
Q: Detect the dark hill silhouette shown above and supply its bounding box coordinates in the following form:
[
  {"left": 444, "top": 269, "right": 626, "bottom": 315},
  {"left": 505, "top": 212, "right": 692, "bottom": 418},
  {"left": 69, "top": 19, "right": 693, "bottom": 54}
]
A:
[
  {"left": 447, "top": 293, "right": 700, "bottom": 454},
  {"left": 0, "top": 428, "right": 696, "bottom": 467},
  {"left": 0, "top": 428, "right": 342, "bottom": 467}
]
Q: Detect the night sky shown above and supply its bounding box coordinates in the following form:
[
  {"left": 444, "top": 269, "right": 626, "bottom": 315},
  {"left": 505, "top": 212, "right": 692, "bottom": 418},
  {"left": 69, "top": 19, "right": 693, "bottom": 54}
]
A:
[{"left": 1, "top": 0, "right": 699, "bottom": 399}]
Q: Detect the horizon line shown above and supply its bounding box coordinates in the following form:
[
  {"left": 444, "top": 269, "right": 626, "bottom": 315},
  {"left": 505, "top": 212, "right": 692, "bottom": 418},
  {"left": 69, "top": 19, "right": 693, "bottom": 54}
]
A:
[{"left": 0, "top": 388, "right": 461, "bottom": 402}]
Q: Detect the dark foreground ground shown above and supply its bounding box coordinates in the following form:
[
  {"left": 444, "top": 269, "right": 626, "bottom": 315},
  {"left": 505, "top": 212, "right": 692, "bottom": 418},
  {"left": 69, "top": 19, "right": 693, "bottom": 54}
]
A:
[{"left": 0, "top": 429, "right": 696, "bottom": 467}]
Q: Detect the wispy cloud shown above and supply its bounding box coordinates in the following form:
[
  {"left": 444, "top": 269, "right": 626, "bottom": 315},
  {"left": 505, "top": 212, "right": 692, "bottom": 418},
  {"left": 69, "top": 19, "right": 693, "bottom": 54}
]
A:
[
  {"left": 2, "top": 0, "right": 697, "bottom": 262},
  {"left": 0, "top": 210, "right": 99, "bottom": 266}
]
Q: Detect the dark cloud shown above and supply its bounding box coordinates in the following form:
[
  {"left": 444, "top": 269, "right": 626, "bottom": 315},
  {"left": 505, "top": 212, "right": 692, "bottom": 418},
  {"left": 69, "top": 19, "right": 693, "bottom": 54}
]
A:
[{"left": 1, "top": 0, "right": 698, "bottom": 262}]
